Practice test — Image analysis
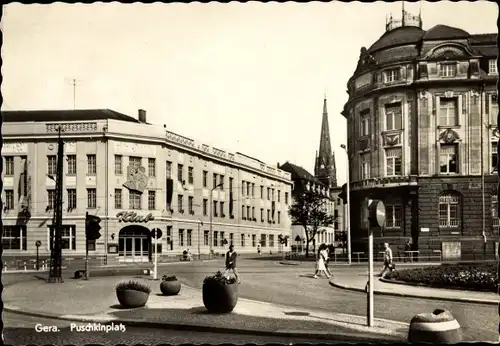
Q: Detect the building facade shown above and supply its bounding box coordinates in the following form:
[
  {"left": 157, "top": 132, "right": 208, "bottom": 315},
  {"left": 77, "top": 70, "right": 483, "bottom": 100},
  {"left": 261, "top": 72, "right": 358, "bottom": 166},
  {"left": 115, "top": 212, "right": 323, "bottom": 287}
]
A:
[
  {"left": 2, "top": 109, "right": 293, "bottom": 262},
  {"left": 341, "top": 13, "right": 498, "bottom": 260}
]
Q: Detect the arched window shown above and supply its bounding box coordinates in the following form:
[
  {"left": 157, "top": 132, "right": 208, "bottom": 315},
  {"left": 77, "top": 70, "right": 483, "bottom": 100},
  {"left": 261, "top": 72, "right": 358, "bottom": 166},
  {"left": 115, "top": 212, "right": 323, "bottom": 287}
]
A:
[
  {"left": 492, "top": 194, "right": 499, "bottom": 230},
  {"left": 438, "top": 191, "right": 461, "bottom": 228}
]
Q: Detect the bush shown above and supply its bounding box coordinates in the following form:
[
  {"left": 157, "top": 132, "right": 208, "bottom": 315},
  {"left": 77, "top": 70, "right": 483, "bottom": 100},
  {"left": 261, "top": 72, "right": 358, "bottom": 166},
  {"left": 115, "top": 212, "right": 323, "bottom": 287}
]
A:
[
  {"left": 386, "top": 263, "right": 498, "bottom": 292},
  {"left": 162, "top": 275, "right": 177, "bottom": 281},
  {"left": 115, "top": 280, "right": 152, "bottom": 294},
  {"left": 203, "top": 271, "right": 237, "bottom": 285}
]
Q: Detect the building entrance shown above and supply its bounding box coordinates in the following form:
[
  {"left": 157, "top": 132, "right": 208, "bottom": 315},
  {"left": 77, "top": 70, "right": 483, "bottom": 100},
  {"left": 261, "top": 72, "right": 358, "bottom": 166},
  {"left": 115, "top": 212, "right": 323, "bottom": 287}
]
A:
[{"left": 118, "top": 225, "right": 151, "bottom": 262}]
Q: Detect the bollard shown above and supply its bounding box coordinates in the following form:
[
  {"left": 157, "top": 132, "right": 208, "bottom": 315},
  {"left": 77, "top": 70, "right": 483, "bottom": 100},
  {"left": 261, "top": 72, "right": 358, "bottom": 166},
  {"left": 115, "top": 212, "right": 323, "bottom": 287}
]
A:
[
  {"left": 409, "top": 309, "right": 462, "bottom": 343},
  {"left": 24, "top": 265, "right": 27, "bottom": 271}
]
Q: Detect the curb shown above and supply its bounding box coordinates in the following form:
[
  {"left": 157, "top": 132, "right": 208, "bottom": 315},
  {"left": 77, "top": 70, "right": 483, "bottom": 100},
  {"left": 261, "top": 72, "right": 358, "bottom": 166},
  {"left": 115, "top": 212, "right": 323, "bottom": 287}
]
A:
[
  {"left": 328, "top": 280, "right": 499, "bottom": 306},
  {"left": 278, "top": 261, "right": 300, "bottom": 266},
  {"left": 379, "top": 277, "right": 497, "bottom": 294},
  {"left": 3, "top": 307, "right": 405, "bottom": 343}
]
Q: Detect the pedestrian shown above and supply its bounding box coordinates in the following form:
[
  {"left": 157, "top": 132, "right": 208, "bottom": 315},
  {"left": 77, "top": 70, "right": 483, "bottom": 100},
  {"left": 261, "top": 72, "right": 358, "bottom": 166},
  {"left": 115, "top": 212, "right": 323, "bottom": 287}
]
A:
[
  {"left": 224, "top": 244, "right": 240, "bottom": 284},
  {"left": 380, "top": 242, "right": 394, "bottom": 278},
  {"left": 325, "top": 244, "right": 334, "bottom": 277},
  {"left": 313, "top": 244, "right": 331, "bottom": 279},
  {"left": 404, "top": 239, "right": 412, "bottom": 262}
]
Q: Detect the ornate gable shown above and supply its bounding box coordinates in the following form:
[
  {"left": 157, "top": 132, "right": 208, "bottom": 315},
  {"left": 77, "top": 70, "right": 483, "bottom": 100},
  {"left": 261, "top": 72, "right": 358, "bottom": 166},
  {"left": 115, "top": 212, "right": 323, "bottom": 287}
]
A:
[
  {"left": 439, "top": 129, "right": 460, "bottom": 144},
  {"left": 425, "top": 43, "right": 474, "bottom": 61}
]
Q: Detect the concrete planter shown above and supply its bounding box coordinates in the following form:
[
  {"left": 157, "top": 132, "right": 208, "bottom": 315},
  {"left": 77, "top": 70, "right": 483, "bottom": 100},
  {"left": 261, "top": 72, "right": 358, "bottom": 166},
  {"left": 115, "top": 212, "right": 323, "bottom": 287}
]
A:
[
  {"left": 160, "top": 279, "right": 181, "bottom": 296},
  {"left": 116, "top": 289, "right": 149, "bottom": 308},
  {"left": 202, "top": 281, "right": 239, "bottom": 313}
]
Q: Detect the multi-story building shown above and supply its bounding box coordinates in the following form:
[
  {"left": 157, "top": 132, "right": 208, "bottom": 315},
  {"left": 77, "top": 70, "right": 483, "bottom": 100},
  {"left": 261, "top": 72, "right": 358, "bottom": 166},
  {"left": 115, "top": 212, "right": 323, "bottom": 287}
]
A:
[
  {"left": 1, "top": 109, "right": 293, "bottom": 262},
  {"left": 341, "top": 12, "right": 498, "bottom": 261}
]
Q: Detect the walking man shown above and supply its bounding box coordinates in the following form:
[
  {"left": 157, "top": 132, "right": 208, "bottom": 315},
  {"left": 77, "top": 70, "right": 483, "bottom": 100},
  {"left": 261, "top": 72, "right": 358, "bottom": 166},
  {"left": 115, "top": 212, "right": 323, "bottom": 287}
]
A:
[
  {"left": 380, "top": 242, "right": 394, "bottom": 278},
  {"left": 224, "top": 244, "right": 241, "bottom": 284}
]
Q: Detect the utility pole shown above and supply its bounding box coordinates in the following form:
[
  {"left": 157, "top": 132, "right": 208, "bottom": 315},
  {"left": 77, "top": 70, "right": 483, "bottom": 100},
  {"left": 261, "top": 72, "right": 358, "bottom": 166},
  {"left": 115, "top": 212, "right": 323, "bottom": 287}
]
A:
[{"left": 48, "top": 127, "right": 64, "bottom": 283}]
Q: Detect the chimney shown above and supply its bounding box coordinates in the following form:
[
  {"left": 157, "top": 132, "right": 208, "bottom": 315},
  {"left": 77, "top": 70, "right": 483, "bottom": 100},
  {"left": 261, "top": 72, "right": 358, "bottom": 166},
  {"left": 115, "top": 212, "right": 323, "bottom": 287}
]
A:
[
  {"left": 138, "top": 109, "right": 146, "bottom": 123},
  {"left": 277, "top": 162, "right": 280, "bottom": 169}
]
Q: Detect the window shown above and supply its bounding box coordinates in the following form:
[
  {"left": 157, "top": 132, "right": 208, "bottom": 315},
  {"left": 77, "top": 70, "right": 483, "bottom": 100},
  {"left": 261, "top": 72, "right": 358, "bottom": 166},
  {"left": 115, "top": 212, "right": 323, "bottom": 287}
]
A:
[
  {"left": 241, "top": 205, "right": 245, "bottom": 219},
  {"left": 213, "top": 174, "right": 218, "bottom": 189},
  {"left": 285, "top": 192, "right": 289, "bottom": 204},
  {"left": 220, "top": 232, "right": 225, "bottom": 247},
  {"left": 383, "top": 68, "right": 400, "bottom": 83},
  {"left": 203, "top": 199, "right": 208, "bottom": 216},
  {"left": 4, "top": 156, "right": 14, "bottom": 176},
  {"left": 490, "top": 94, "right": 498, "bottom": 125},
  {"left": 272, "top": 189, "right": 275, "bottom": 201},
  {"left": 178, "top": 229, "right": 184, "bottom": 247},
  {"left": 246, "top": 206, "right": 250, "bottom": 219},
  {"left": 247, "top": 182, "right": 250, "bottom": 196},
  {"left": 87, "top": 155, "right": 96, "bottom": 175},
  {"left": 67, "top": 189, "right": 77, "bottom": 209},
  {"left": 87, "top": 189, "right": 97, "bottom": 209},
  {"left": 240, "top": 233, "right": 245, "bottom": 247},
  {"left": 242, "top": 180, "right": 246, "bottom": 195},
  {"left": 178, "top": 164, "right": 184, "bottom": 183},
  {"left": 2, "top": 225, "right": 27, "bottom": 250},
  {"left": 178, "top": 195, "right": 183, "bottom": 212},
  {"left": 129, "top": 191, "right": 141, "bottom": 210},
  {"left": 267, "top": 188, "right": 270, "bottom": 200},
  {"left": 220, "top": 201, "right": 224, "bottom": 216},
  {"left": 166, "top": 226, "right": 172, "bottom": 250},
  {"left": 492, "top": 195, "right": 499, "bottom": 229},
  {"left": 489, "top": 59, "right": 497, "bottom": 74},
  {"left": 439, "top": 192, "right": 461, "bottom": 228},
  {"left": 115, "top": 155, "right": 123, "bottom": 175},
  {"left": 67, "top": 155, "right": 77, "bottom": 175},
  {"left": 204, "top": 231, "right": 209, "bottom": 246},
  {"left": 252, "top": 183, "right": 255, "bottom": 196},
  {"left": 360, "top": 111, "right": 370, "bottom": 136},
  {"left": 188, "top": 167, "right": 194, "bottom": 184},
  {"left": 219, "top": 175, "right": 224, "bottom": 190},
  {"left": 440, "top": 144, "right": 458, "bottom": 174},
  {"left": 278, "top": 211, "right": 281, "bottom": 224},
  {"left": 229, "top": 233, "right": 234, "bottom": 246},
  {"left": 229, "top": 177, "right": 233, "bottom": 191},
  {"left": 48, "top": 156, "right": 57, "bottom": 175},
  {"left": 261, "top": 185, "right": 264, "bottom": 198},
  {"left": 188, "top": 196, "right": 194, "bottom": 214},
  {"left": 48, "top": 225, "right": 76, "bottom": 251},
  {"left": 115, "top": 189, "right": 122, "bottom": 209},
  {"left": 439, "top": 97, "right": 458, "bottom": 126},
  {"left": 48, "top": 190, "right": 55, "bottom": 209},
  {"left": 213, "top": 231, "right": 218, "bottom": 247},
  {"left": 129, "top": 156, "right": 141, "bottom": 167},
  {"left": 260, "top": 234, "right": 267, "bottom": 247},
  {"left": 252, "top": 207, "right": 255, "bottom": 220},
  {"left": 385, "top": 148, "right": 402, "bottom": 176},
  {"left": 278, "top": 190, "right": 281, "bottom": 202},
  {"left": 492, "top": 142, "right": 498, "bottom": 173},
  {"left": 386, "top": 205, "right": 403, "bottom": 228},
  {"left": 148, "top": 158, "right": 156, "bottom": 177},
  {"left": 148, "top": 191, "right": 156, "bottom": 210},
  {"left": 260, "top": 208, "right": 264, "bottom": 222},
  {"left": 166, "top": 161, "right": 172, "bottom": 179},
  {"left": 385, "top": 103, "right": 402, "bottom": 131},
  {"left": 187, "top": 230, "right": 192, "bottom": 247},
  {"left": 360, "top": 153, "right": 370, "bottom": 180},
  {"left": 267, "top": 209, "right": 270, "bottom": 222},
  {"left": 203, "top": 171, "right": 208, "bottom": 187},
  {"left": 4, "top": 190, "right": 14, "bottom": 210},
  {"left": 213, "top": 200, "right": 218, "bottom": 217},
  {"left": 439, "top": 63, "right": 457, "bottom": 77},
  {"left": 252, "top": 234, "right": 256, "bottom": 247},
  {"left": 269, "top": 235, "right": 274, "bottom": 248}
]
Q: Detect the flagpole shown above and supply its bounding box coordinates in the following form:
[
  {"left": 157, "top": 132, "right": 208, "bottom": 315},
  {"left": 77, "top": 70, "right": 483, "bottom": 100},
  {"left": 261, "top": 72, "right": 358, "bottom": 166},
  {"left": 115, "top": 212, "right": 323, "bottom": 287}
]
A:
[{"left": 402, "top": 1, "right": 405, "bottom": 26}]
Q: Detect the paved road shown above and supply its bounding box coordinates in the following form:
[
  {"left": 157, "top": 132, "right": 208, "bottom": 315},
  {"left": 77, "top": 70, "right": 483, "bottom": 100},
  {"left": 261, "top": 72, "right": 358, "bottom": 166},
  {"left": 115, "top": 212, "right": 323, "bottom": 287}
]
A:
[
  {"left": 160, "top": 257, "right": 497, "bottom": 342},
  {"left": 3, "top": 311, "right": 341, "bottom": 345}
]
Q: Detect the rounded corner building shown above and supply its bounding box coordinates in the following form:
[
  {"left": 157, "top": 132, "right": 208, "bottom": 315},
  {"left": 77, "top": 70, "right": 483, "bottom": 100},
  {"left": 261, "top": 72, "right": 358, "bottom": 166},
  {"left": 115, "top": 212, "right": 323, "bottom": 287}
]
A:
[{"left": 341, "top": 12, "right": 498, "bottom": 261}]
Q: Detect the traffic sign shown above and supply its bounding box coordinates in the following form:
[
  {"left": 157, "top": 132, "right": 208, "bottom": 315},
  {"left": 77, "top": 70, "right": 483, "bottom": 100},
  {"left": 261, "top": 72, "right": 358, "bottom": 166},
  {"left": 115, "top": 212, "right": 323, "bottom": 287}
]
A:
[
  {"left": 368, "top": 199, "right": 386, "bottom": 228},
  {"left": 151, "top": 228, "right": 162, "bottom": 239},
  {"left": 35, "top": 240, "right": 41, "bottom": 247}
]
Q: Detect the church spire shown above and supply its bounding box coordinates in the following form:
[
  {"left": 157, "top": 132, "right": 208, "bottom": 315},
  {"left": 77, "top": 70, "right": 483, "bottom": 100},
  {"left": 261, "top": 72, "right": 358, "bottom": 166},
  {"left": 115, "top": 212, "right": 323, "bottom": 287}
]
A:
[{"left": 314, "top": 96, "right": 338, "bottom": 188}]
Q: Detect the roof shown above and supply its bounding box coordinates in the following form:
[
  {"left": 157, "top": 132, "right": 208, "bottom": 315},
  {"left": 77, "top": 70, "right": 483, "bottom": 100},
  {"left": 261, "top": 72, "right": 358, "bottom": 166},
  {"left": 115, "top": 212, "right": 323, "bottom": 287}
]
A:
[
  {"left": 368, "top": 26, "right": 425, "bottom": 53},
  {"left": 469, "top": 33, "right": 497, "bottom": 45},
  {"left": 1, "top": 109, "right": 141, "bottom": 123},
  {"left": 279, "top": 162, "right": 326, "bottom": 187},
  {"left": 422, "top": 25, "right": 469, "bottom": 41}
]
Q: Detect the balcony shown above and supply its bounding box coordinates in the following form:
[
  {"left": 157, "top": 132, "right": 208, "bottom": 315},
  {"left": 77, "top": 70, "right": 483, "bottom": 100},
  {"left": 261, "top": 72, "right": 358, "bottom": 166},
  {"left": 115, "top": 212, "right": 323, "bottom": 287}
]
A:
[{"left": 350, "top": 175, "right": 418, "bottom": 191}]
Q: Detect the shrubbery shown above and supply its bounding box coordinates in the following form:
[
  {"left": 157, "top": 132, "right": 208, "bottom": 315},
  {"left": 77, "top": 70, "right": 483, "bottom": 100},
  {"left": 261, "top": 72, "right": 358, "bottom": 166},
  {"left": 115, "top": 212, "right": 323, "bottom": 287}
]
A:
[
  {"left": 115, "top": 280, "right": 152, "bottom": 294},
  {"left": 385, "top": 263, "right": 498, "bottom": 292},
  {"left": 203, "top": 271, "right": 237, "bottom": 285}
]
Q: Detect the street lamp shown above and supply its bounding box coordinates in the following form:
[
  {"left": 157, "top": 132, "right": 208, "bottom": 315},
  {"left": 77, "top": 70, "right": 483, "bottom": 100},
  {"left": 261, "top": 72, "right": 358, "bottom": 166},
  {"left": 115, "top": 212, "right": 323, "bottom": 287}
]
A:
[
  {"left": 209, "top": 182, "right": 223, "bottom": 258},
  {"left": 340, "top": 144, "right": 351, "bottom": 265},
  {"left": 197, "top": 218, "right": 203, "bottom": 260}
]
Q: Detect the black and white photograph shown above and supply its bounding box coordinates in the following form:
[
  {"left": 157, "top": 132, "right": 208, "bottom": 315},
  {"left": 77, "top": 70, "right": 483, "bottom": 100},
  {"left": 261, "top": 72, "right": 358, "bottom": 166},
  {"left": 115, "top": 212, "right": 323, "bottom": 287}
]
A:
[{"left": 1, "top": 1, "right": 499, "bottom": 344}]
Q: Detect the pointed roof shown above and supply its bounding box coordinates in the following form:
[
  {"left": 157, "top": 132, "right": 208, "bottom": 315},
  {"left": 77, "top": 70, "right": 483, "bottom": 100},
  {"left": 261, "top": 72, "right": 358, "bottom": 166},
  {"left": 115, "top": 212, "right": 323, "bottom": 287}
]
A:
[
  {"left": 314, "top": 97, "right": 338, "bottom": 188},
  {"left": 318, "top": 97, "right": 332, "bottom": 157}
]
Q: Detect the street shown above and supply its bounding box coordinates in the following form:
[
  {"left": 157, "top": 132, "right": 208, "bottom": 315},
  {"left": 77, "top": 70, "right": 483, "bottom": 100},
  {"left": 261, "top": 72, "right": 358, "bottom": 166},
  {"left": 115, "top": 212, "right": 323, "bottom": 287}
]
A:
[{"left": 3, "top": 311, "right": 342, "bottom": 345}]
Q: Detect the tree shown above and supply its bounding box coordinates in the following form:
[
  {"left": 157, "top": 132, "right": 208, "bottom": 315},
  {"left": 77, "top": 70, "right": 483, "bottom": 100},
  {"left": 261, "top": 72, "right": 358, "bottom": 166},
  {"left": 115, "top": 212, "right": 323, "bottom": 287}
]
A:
[{"left": 288, "top": 190, "right": 336, "bottom": 258}]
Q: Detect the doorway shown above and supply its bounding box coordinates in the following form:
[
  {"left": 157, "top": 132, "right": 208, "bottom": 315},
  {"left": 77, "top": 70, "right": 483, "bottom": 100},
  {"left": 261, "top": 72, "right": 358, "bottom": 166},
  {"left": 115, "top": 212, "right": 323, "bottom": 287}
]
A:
[{"left": 118, "top": 225, "right": 151, "bottom": 262}]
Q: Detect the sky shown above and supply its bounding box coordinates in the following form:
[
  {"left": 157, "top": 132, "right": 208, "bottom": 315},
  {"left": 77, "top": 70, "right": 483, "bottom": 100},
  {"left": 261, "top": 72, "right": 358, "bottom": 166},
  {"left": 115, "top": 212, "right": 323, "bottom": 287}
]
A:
[{"left": 2, "top": 1, "right": 498, "bottom": 185}]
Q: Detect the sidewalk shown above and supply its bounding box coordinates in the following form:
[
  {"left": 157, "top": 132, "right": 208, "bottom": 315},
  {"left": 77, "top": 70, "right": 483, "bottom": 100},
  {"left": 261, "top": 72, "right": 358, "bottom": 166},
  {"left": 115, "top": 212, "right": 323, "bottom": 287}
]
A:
[
  {"left": 3, "top": 276, "right": 409, "bottom": 342},
  {"left": 329, "top": 271, "right": 499, "bottom": 306}
]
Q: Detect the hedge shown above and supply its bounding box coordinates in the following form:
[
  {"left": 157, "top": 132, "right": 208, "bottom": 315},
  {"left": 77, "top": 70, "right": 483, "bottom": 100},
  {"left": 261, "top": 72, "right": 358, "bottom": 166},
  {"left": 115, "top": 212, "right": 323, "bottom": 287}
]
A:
[{"left": 385, "top": 263, "right": 498, "bottom": 292}]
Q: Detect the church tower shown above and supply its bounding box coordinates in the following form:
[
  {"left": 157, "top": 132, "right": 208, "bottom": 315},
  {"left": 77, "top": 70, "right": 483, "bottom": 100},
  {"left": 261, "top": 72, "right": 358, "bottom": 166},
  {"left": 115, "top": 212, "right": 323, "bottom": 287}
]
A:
[{"left": 314, "top": 96, "right": 338, "bottom": 188}]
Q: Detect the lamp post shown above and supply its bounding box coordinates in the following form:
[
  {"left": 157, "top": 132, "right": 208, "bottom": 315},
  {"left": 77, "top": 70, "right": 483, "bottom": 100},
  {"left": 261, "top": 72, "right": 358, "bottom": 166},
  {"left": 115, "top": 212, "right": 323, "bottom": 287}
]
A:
[
  {"left": 340, "top": 144, "right": 351, "bottom": 265},
  {"left": 209, "top": 182, "right": 223, "bottom": 259},
  {"left": 197, "top": 218, "right": 203, "bottom": 260}
]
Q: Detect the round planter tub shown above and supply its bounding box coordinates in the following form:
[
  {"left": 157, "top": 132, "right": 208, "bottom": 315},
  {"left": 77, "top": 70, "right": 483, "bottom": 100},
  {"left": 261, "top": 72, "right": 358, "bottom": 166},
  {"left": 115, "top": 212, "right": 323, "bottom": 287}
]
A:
[
  {"left": 202, "top": 281, "right": 239, "bottom": 313},
  {"left": 160, "top": 280, "right": 181, "bottom": 296},
  {"left": 116, "top": 289, "right": 149, "bottom": 308}
]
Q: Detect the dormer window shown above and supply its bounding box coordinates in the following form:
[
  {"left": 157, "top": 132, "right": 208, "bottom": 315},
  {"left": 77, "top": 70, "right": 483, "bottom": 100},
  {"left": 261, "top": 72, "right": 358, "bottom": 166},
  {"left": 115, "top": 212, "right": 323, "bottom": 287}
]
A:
[
  {"left": 439, "top": 63, "right": 457, "bottom": 77},
  {"left": 489, "top": 59, "right": 497, "bottom": 75},
  {"left": 383, "top": 68, "right": 401, "bottom": 83}
]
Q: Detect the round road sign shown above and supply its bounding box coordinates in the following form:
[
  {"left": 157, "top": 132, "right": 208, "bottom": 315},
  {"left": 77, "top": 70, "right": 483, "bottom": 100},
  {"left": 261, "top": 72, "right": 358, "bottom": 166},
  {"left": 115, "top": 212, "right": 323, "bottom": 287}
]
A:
[
  {"left": 35, "top": 240, "right": 42, "bottom": 247},
  {"left": 151, "top": 228, "right": 162, "bottom": 239},
  {"left": 368, "top": 200, "right": 386, "bottom": 228}
]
